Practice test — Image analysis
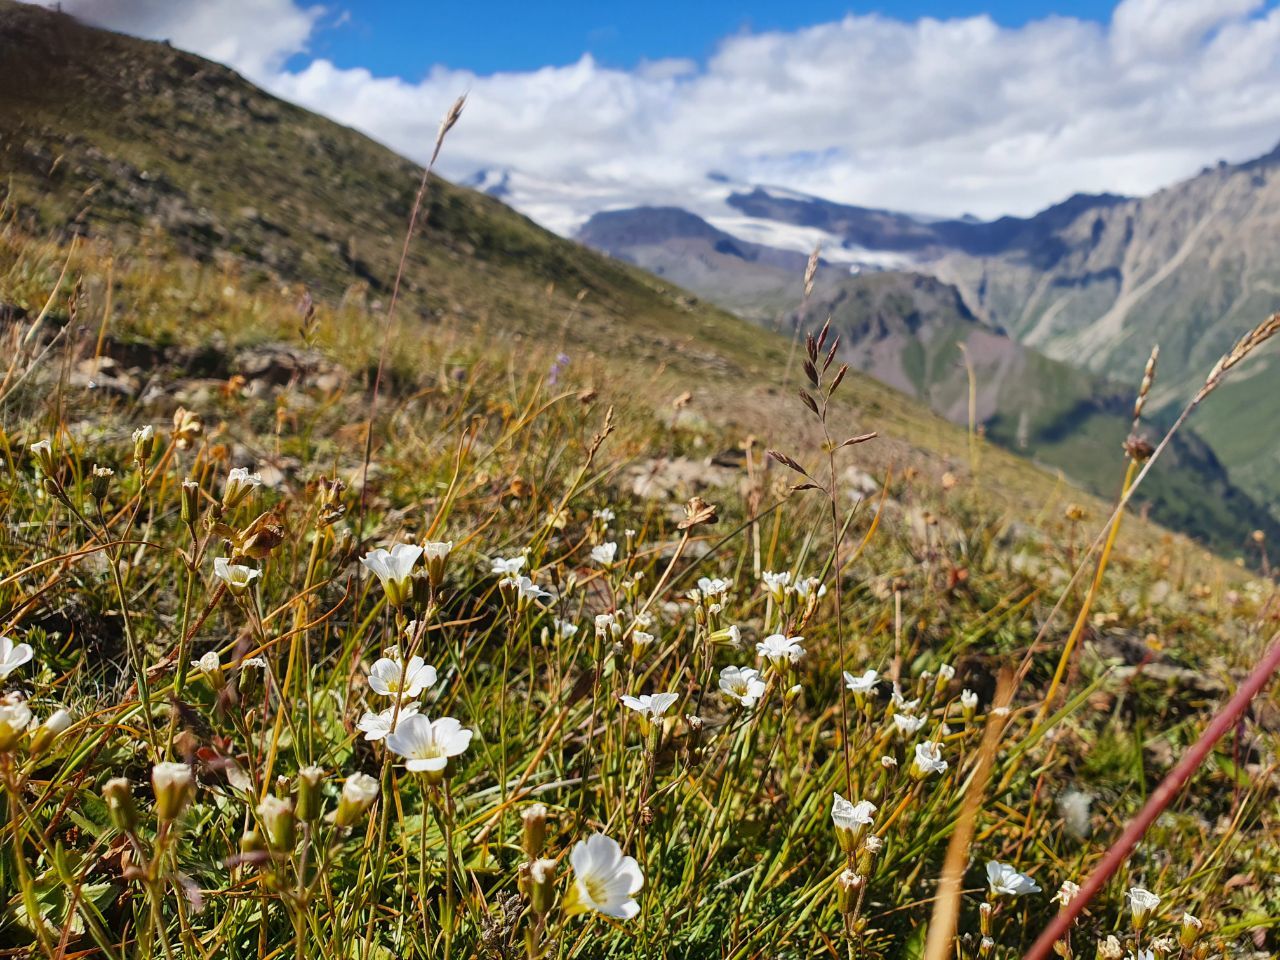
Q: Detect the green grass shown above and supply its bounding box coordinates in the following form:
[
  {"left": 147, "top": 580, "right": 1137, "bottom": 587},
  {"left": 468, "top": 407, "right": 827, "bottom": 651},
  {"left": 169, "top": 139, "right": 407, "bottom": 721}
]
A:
[{"left": 0, "top": 220, "right": 1274, "bottom": 959}]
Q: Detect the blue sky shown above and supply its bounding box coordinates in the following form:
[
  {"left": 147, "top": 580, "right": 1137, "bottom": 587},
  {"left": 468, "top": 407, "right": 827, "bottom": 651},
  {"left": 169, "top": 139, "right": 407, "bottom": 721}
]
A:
[
  {"left": 299, "top": 1, "right": 1120, "bottom": 76},
  {"left": 44, "top": 0, "right": 1280, "bottom": 234}
]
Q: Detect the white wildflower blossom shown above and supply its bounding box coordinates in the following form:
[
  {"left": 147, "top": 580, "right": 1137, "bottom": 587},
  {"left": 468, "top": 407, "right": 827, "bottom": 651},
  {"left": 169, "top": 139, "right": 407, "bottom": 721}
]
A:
[
  {"left": 718, "top": 665, "right": 766, "bottom": 708},
  {"left": 368, "top": 655, "right": 436, "bottom": 700},
  {"left": 986, "top": 861, "right": 1041, "bottom": 898},
  {"left": 385, "top": 714, "right": 473, "bottom": 775},
  {"left": 756, "top": 634, "right": 804, "bottom": 666},
  {"left": 590, "top": 542, "right": 618, "bottom": 565},
  {"left": 0, "top": 636, "right": 34, "bottom": 680},
  {"left": 356, "top": 701, "right": 420, "bottom": 741},
  {"left": 566, "top": 833, "right": 643, "bottom": 919},
  {"left": 619, "top": 692, "right": 680, "bottom": 720},
  {"left": 213, "top": 557, "right": 261, "bottom": 593},
  {"left": 910, "top": 741, "right": 948, "bottom": 778}
]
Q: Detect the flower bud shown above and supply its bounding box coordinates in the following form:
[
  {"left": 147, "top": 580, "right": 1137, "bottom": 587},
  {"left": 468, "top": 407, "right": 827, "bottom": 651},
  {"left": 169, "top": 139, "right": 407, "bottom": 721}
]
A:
[
  {"left": 295, "top": 766, "right": 325, "bottom": 823},
  {"left": 1179, "top": 913, "right": 1203, "bottom": 950},
  {"left": 103, "top": 777, "right": 139, "bottom": 832},
  {"left": 181, "top": 480, "right": 201, "bottom": 525},
  {"left": 28, "top": 439, "right": 54, "bottom": 476},
  {"left": 152, "top": 762, "right": 195, "bottom": 822},
  {"left": 332, "top": 772, "right": 379, "bottom": 828},
  {"left": 979, "top": 901, "right": 993, "bottom": 936},
  {"left": 422, "top": 541, "right": 452, "bottom": 588},
  {"left": 28, "top": 707, "right": 73, "bottom": 756},
  {"left": 258, "top": 795, "right": 296, "bottom": 852},
  {"left": 522, "top": 803, "right": 547, "bottom": 859},
  {"left": 132, "top": 425, "right": 156, "bottom": 463},
  {"left": 529, "top": 857, "right": 557, "bottom": 916}
]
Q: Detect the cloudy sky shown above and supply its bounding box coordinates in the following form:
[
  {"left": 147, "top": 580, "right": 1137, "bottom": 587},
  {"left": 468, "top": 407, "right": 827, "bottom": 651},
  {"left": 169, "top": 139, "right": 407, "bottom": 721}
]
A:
[{"left": 38, "top": 0, "right": 1280, "bottom": 233}]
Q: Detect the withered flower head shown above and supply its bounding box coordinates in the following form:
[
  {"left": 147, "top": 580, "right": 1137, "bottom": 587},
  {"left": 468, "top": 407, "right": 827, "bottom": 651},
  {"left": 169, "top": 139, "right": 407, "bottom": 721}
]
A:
[
  {"left": 678, "top": 496, "right": 718, "bottom": 531},
  {"left": 236, "top": 511, "right": 287, "bottom": 560},
  {"left": 172, "top": 407, "right": 204, "bottom": 451},
  {"left": 1123, "top": 432, "right": 1155, "bottom": 462}
]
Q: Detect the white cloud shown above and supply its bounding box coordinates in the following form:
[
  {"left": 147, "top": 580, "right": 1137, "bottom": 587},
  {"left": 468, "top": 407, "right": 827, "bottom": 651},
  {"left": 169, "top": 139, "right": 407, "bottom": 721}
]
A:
[
  {"left": 34, "top": 0, "right": 1280, "bottom": 233},
  {"left": 41, "top": 0, "right": 320, "bottom": 78}
]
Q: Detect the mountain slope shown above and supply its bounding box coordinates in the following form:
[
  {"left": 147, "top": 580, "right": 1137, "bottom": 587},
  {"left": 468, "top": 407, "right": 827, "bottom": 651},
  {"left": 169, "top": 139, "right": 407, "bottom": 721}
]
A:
[
  {"left": 0, "top": 0, "right": 1268, "bottom": 559},
  {"left": 657, "top": 166, "right": 1280, "bottom": 513},
  {"left": 579, "top": 205, "right": 1280, "bottom": 550}
]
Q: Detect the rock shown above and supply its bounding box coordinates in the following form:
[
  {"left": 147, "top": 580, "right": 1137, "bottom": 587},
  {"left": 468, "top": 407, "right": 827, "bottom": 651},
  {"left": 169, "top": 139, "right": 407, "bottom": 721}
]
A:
[
  {"left": 70, "top": 356, "right": 138, "bottom": 397},
  {"left": 234, "top": 342, "right": 347, "bottom": 393},
  {"left": 626, "top": 457, "right": 740, "bottom": 501}
]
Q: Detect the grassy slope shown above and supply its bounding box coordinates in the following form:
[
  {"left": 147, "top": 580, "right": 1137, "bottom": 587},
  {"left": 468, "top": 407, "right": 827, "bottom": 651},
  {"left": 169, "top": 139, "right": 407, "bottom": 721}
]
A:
[{"left": 0, "top": 0, "right": 1252, "bottom": 568}]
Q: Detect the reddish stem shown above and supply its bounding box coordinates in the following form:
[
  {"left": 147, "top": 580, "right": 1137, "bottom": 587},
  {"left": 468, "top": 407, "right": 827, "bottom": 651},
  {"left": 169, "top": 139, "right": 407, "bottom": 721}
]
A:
[{"left": 1024, "top": 630, "right": 1280, "bottom": 960}]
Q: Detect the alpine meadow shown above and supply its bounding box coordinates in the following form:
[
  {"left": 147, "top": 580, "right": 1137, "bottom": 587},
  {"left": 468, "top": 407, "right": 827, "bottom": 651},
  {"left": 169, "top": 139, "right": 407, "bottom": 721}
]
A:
[{"left": 0, "top": 3, "right": 1279, "bottom": 959}]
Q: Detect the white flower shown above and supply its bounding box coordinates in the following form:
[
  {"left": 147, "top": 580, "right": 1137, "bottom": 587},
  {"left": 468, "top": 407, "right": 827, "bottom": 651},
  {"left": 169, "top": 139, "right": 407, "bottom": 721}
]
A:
[
  {"left": 696, "top": 577, "right": 732, "bottom": 599},
  {"left": 39, "top": 708, "right": 74, "bottom": 736},
  {"left": 756, "top": 634, "right": 804, "bottom": 666},
  {"left": 792, "top": 576, "right": 827, "bottom": 600},
  {"left": 843, "top": 669, "right": 879, "bottom": 694},
  {"left": 213, "top": 557, "right": 260, "bottom": 593},
  {"left": 567, "top": 832, "right": 643, "bottom": 919},
  {"left": 385, "top": 714, "right": 473, "bottom": 774},
  {"left": 28, "top": 439, "right": 51, "bottom": 459},
  {"left": 356, "top": 701, "right": 420, "bottom": 741},
  {"left": 132, "top": 425, "right": 154, "bottom": 444},
  {"left": 619, "top": 692, "right": 679, "bottom": 719},
  {"left": 595, "top": 613, "right": 619, "bottom": 637},
  {"left": 1053, "top": 880, "right": 1081, "bottom": 907},
  {"left": 718, "top": 665, "right": 766, "bottom": 707},
  {"left": 360, "top": 543, "right": 422, "bottom": 606},
  {"left": 151, "top": 761, "right": 194, "bottom": 820},
  {"left": 333, "top": 772, "right": 380, "bottom": 827},
  {"left": 590, "top": 542, "right": 618, "bottom": 565},
  {"left": 0, "top": 636, "right": 34, "bottom": 679},
  {"left": 1127, "top": 887, "right": 1161, "bottom": 927},
  {"left": 760, "top": 570, "right": 791, "bottom": 600},
  {"left": 553, "top": 619, "right": 579, "bottom": 640},
  {"left": 986, "top": 861, "right": 1041, "bottom": 898},
  {"left": 937, "top": 663, "right": 956, "bottom": 682},
  {"left": 892, "top": 713, "right": 925, "bottom": 737},
  {"left": 343, "top": 772, "right": 380, "bottom": 804},
  {"left": 423, "top": 541, "right": 452, "bottom": 562},
  {"left": 490, "top": 555, "right": 526, "bottom": 576},
  {"left": 368, "top": 655, "right": 436, "bottom": 700},
  {"left": 191, "top": 651, "right": 221, "bottom": 674},
  {"left": 501, "top": 575, "right": 553, "bottom": 604},
  {"left": 593, "top": 508, "right": 615, "bottom": 523},
  {"left": 910, "top": 741, "right": 948, "bottom": 778},
  {"left": 223, "top": 466, "right": 262, "bottom": 507},
  {"left": 0, "top": 700, "right": 33, "bottom": 748},
  {"left": 960, "top": 689, "right": 979, "bottom": 712},
  {"left": 891, "top": 684, "right": 920, "bottom": 713},
  {"left": 831, "top": 794, "right": 876, "bottom": 832}
]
